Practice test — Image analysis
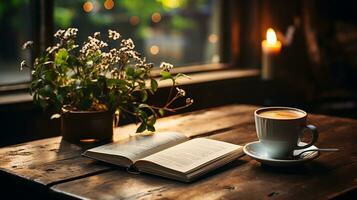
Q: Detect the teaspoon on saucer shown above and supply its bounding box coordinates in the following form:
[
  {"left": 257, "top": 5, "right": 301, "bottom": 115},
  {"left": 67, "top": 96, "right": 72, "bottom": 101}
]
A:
[{"left": 294, "top": 148, "right": 339, "bottom": 158}]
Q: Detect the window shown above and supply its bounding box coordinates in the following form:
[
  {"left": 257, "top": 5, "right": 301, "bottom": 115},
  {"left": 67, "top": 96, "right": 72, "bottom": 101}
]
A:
[
  {"left": 54, "top": 0, "right": 221, "bottom": 68},
  {"left": 0, "top": 0, "right": 227, "bottom": 87},
  {"left": 0, "top": 0, "right": 33, "bottom": 85}
]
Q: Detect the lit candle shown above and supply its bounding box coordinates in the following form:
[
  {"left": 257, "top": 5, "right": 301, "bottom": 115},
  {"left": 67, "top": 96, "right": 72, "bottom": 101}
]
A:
[{"left": 261, "top": 28, "right": 282, "bottom": 80}]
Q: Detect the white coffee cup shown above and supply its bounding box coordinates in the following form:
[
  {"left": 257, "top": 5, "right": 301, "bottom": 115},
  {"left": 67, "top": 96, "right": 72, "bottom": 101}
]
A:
[{"left": 254, "top": 107, "right": 318, "bottom": 159}]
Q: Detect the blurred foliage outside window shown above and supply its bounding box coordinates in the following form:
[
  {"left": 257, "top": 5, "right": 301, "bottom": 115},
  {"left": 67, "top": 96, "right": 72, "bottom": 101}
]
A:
[
  {"left": 55, "top": 0, "right": 221, "bottom": 67},
  {"left": 0, "top": 0, "right": 220, "bottom": 86}
]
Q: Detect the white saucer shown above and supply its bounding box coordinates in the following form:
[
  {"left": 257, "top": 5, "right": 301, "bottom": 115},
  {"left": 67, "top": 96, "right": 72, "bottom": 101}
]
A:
[{"left": 243, "top": 141, "right": 320, "bottom": 167}]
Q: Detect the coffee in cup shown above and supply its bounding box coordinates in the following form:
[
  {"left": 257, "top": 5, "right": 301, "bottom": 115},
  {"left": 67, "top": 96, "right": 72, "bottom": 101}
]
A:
[
  {"left": 254, "top": 107, "right": 318, "bottom": 159},
  {"left": 258, "top": 109, "right": 305, "bottom": 120}
]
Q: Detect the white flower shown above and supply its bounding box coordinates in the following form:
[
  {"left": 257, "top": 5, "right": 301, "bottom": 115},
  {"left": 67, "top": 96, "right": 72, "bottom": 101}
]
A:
[
  {"left": 50, "top": 114, "right": 61, "bottom": 119},
  {"left": 48, "top": 46, "right": 59, "bottom": 54},
  {"left": 54, "top": 29, "right": 65, "bottom": 38},
  {"left": 20, "top": 60, "right": 26, "bottom": 70},
  {"left": 160, "top": 62, "right": 173, "bottom": 71},
  {"left": 109, "top": 48, "right": 117, "bottom": 54},
  {"left": 22, "top": 41, "right": 33, "bottom": 50},
  {"left": 186, "top": 98, "right": 194, "bottom": 104},
  {"left": 61, "top": 28, "right": 78, "bottom": 40},
  {"left": 69, "top": 28, "right": 78, "bottom": 35},
  {"left": 108, "top": 29, "right": 120, "bottom": 40},
  {"left": 79, "top": 34, "right": 109, "bottom": 57},
  {"left": 111, "top": 68, "right": 120, "bottom": 78},
  {"left": 176, "top": 87, "right": 186, "bottom": 97},
  {"left": 86, "top": 60, "right": 94, "bottom": 67},
  {"left": 99, "top": 41, "right": 108, "bottom": 48},
  {"left": 94, "top": 32, "right": 100, "bottom": 38},
  {"left": 121, "top": 38, "right": 135, "bottom": 49}
]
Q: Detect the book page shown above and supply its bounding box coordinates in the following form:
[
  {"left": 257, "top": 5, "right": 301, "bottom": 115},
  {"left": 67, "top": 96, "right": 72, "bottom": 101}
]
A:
[
  {"left": 137, "top": 138, "right": 242, "bottom": 173},
  {"left": 84, "top": 131, "right": 188, "bottom": 162}
]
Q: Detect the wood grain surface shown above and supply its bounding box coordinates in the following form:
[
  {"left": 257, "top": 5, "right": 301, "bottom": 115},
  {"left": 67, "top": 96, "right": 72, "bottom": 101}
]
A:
[{"left": 1, "top": 104, "right": 356, "bottom": 199}]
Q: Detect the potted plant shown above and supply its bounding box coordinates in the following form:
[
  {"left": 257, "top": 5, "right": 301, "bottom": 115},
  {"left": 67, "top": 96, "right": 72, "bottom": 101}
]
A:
[{"left": 21, "top": 28, "right": 193, "bottom": 143}]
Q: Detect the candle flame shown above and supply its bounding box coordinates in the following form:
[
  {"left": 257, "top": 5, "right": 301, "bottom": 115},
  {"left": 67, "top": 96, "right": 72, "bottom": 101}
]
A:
[{"left": 266, "top": 28, "right": 277, "bottom": 44}]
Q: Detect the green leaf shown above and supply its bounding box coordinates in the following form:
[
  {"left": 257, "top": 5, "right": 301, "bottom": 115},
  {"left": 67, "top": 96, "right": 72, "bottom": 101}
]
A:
[
  {"left": 147, "top": 115, "right": 156, "bottom": 126},
  {"left": 38, "top": 98, "right": 48, "bottom": 109},
  {"left": 150, "top": 79, "right": 158, "bottom": 92},
  {"left": 137, "top": 109, "right": 147, "bottom": 121},
  {"left": 134, "top": 68, "right": 144, "bottom": 78},
  {"left": 136, "top": 122, "right": 146, "bottom": 133},
  {"left": 138, "top": 104, "right": 156, "bottom": 116},
  {"left": 78, "top": 96, "right": 91, "bottom": 110},
  {"left": 43, "top": 70, "right": 57, "bottom": 81},
  {"left": 159, "top": 108, "right": 165, "bottom": 117},
  {"left": 160, "top": 71, "right": 172, "bottom": 80},
  {"left": 126, "top": 67, "right": 135, "bottom": 77},
  {"left": 39, "top": 85, "right": 53, "bottom": 96},
  {"left": 141, "top": 90, "right": 148, "bottom": 102},
  {"left": 56, "top": 94, "right": 64, "bottom": 103},
  {"left": 175, "top": 73, "right": 191, "bottom": 79},
  {"left": 106, "top": 79, "right": 127, "bottom": 88},
  {"left": 67, "top": 56, "right": 79, "bottom": 69},
  {"left": 55, "top": 48, "right": 69, "bottom": 66},
  {"left": 147, "top": 124, "right": 155, "bottom": 132}
]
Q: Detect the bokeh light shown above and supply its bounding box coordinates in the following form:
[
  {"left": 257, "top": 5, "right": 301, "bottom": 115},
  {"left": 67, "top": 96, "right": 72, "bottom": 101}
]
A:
[
  {"left": 208, "top": 34, "right": 218, "bottom": 43},
  {"left": 150, "top": 45, "right": 160, "bottom": 55},
  {"left": 104, "top": 0, "right": 114, "bottom": 10},
  {"left": 83, "top": 1, "right": 94, "bottom": 13},
  {"left": 129, "top": 16, "right": 140, "bottom": 26},
  {"left": 151, "top": 12, "right": 162, "bottom": 23}
]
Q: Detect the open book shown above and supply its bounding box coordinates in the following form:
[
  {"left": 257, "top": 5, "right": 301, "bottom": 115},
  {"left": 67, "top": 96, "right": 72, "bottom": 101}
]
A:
[{"left": 83, "top": 131, "right": 244, "bottom": 182}]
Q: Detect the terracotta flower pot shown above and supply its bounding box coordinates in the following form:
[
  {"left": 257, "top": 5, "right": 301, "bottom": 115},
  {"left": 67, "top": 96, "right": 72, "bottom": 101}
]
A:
[{"left": 61, "top": 109, "right": 114, "bottom": 143}]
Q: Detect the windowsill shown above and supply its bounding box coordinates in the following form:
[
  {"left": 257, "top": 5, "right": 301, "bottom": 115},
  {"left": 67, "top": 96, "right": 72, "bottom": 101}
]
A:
[
  {"left": 157, "top": 68, "right": 259, "bottom": 87},
  {"left": 150, "top": 63, "right": 232, "bottom": 76},
  {"left": 0, "top": 92, "right": 33, "bottom": 105},
  {"left": 0, "top": 68, "right": 259, "bottom": 105}
]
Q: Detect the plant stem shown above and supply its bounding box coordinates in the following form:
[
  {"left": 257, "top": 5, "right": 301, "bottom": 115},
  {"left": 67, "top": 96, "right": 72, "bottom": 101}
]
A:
[
  {"left": 166, "top": 80, "right": 175, "bottom": 103},
  {"left": 165, "top": 93, "right": 180, "bottom": 108}
]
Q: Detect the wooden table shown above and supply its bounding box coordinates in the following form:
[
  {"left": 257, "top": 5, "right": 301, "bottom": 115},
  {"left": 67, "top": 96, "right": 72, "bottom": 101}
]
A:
[{"left": 0, "top": 104, "right": 356, "bottom": 199}]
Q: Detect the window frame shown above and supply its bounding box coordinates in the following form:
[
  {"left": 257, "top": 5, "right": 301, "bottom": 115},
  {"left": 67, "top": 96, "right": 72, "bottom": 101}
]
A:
[{"left": 0, "top": 0, "right": 54, "bottom": 92}]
